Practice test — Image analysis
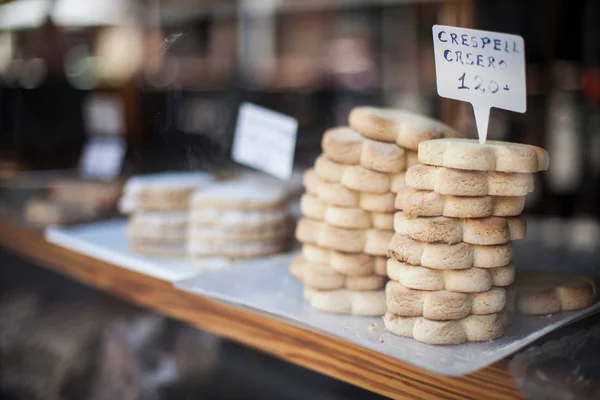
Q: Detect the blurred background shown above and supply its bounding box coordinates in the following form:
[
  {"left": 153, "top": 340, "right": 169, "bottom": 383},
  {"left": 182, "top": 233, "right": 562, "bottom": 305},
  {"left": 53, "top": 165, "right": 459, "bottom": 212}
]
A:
[
  {"left": 0, "top": 0, "right": 599, "bottom": 399},
  {"left": 0, "top": 0, "right": 598, "bottom": 217}
]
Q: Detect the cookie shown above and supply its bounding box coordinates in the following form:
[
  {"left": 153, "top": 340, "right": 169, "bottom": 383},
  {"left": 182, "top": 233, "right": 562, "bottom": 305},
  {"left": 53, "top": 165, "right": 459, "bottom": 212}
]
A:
[
  {"left": 322, "top": 127, "right": 411, "bottom": 173},
  {"left": 341, "top": 165, "right": 400, "bottom": 194},
  {"left": 24, "top": 198, "right": 100, "bottom": 226},
  {"left": 325, "top": 206, "right": 393, "bottom": 230},
  {"left": 191, "top": 180, "right": 288, "bottom": 211},
  {"left": 386, "top": 281, "right": 506, "bottom": 320},
  {"left": 396, "top": 188, "right": 526, "bottom": 218},
  {"left": 314, "top": 155, "right": 404, "bottom": 194},
  {"left": 304, "top": 287, "right": 386, "bottom": 316},
  {"left": 309, "top": 201, "right": 393, "bottom": 230},
  {"left": 49, "top": 179, "right": 122, "bottom": 210},
  {"left": 390, "top": 172, "right": 407, "bottom": 193},
  {"left": 300, "top": 193, "right": 327, "bottom": 220},
  {"left": 295, "top": 218, "right": 393, "bottom": 256},
  {"left": 388, "top": 234, "right": 512, "bottom": 269},
  {"left": 304, "top": 169, "right": 396, "bottom": 211},
  {"left": 186, "top": 238, "right": 285, "bottom": 258},
  {"left": 394, "top": 213, "right": 526, "bottom": 245},
  {"left": 189, "top": 207, "right": 288, "bottom": 228},
  {"left": 362, "top": 139, "right": 411, "bottom": 173},
  {"left": 321, "top": 184, "right": 397, "bottom": 211},
  {"left": 321, "top": 127, "right": 364, "bottom": 164},
  {"left": 290, "top": 256, "right": 386, "bottom": 290},
  {"left": 418, "top": 139, "right": 550, "bottom": 173},
  {"left": 121, "top": 172, "right": 213, "bottom": 212},
  {"left": 507, "top": 272, "right": 596, "bottom": 315},
  {"left": 383, "top": 311, "right": 509, "bottom": 344},
  {"left": 387, "top": 258, "right": 515, "bottom": 292},
  {"left": 295, "top": 218, "right": 324, "bottom": 245},
  {"left": 374, "top": 256, "right": 387, "bottom": 276},
  {"left": 302, "top": 244, "right": 387, "bottom": 276},
  {"left": 302, "top": 169, "right": 321, "bottom": 196},
  {"left": 406, "top": 151, "right": 419, "bottom": 168},
  {"left": 314, "top": 155, "right": 347, "bottom": 183},
  {"left": 348, "top": 107, "right": 459, "bottom": 151},
  {"left": 126, "top": 211, "right": 187, "bottom": 241},
  {"left": 406, "top": 164, "right": 534, "bottom": 197},
  {"left": 358, "top": 192, "right": 397, "bottom": 211},
  {"left": 188, "top": 223, "right": 290, "bottom": 241}
]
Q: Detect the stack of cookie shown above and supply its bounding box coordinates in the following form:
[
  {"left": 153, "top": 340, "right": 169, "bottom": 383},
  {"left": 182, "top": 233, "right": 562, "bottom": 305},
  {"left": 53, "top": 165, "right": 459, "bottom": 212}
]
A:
[
  {"left": 187, "top": 179, "right": 292, "bottom": 269},
  {"left": 121, "top": 172, "right": 213, "bottom": 257},
  {"left": 384, "top": 139, "right": 550, "bottom": 344},
  {"left": 292, "top": 107, "right": 457, "bottom": 316}
]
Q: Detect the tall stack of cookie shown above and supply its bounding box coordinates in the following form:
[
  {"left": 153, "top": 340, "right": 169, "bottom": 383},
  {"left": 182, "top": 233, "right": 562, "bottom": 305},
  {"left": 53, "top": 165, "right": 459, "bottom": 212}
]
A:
[
  {"left": 120, "top": 173, "right": 213, "bottom": 257},
  {"left": 384, "top": 139, "right": 550, "bottom": 344},
  {"left": 187, "top": 179, "right": 292, "bottom": 270},
  {"left": 292, "top": 107, "right": 457, "bottom": 316}
]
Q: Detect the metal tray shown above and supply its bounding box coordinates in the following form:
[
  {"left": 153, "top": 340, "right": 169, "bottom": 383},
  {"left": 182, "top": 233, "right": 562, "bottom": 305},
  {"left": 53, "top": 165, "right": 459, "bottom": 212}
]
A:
[{"left": 175, "top": 253, "right": 600, "bottom": 376}]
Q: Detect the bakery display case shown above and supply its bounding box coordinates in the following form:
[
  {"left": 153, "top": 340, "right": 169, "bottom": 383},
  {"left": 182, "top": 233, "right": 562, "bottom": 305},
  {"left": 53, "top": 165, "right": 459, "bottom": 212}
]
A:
[{"left": 1, "top": 0, "right": 600, "bottom": 399}]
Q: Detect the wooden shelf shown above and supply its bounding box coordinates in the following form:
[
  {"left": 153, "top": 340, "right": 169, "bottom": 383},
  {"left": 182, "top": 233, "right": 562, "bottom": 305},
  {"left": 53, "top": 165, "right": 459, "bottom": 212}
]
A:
[{"left": 0, "top": 217, "right": 522, "bottom": 400}]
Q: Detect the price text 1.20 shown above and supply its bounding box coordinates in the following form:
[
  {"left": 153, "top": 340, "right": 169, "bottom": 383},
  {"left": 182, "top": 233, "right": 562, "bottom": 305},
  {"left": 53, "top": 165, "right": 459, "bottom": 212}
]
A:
[{"left": 457, "top": 72, "right": 509, "bottom": 94}]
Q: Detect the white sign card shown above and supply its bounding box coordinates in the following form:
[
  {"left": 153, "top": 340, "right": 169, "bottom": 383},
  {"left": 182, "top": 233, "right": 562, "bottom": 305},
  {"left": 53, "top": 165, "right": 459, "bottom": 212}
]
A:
[
  {"left": 83, "top": 93, "right": 125, "bottom": 136},
  {"left": 80, "top": 136, "right": 126, "bottom": 180},
  {"left": 432, "top": 25, "right": 526, "bottom": 143},
  {"left": 232, "top": 102, "right": 298, "bottom": 180}
]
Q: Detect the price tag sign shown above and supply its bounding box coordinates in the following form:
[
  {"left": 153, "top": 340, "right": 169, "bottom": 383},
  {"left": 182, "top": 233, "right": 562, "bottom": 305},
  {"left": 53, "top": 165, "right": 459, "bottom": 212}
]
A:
[
  {"left": 432, "top": 25, "right": 526, "bottom": 143},
  {"left": 80, "top": 136, "right": 126, "bottom": 180},
  {"left": 232, "top": 102, "right": 298, "bottom": 180},
  {"left": 83, "top": 94, "right": 124, "bottom": 136}
]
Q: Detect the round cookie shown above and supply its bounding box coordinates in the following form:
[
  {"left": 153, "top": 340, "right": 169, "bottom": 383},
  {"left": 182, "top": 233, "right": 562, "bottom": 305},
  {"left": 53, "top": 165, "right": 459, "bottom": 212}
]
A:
[
  {"left": 314, "top": 155, "right": 347, "bottom": 183},
  {"left": 383, "top": 311, "right": 509, "bottom": 344},
  {"left": 406, "top": 164, "right": 534, "bottom": 197},
  {"left": 126, "top": 211, "right": 187, "bottom": 241},
  {"left": 388, "top": 234, "right": 512, "bottom": 270},
  {"left": 121, "top": 172, "right": 213, "bottom": 212},
  {"left": 360, "top": 138, "right": 408, "bottom": 174},
  {"left": 303, "top": 169, "right": 321, "bottom": 196},
  {"left": 418, "top": 138, "right": 550, "bottom": 173},
  {"left": 359, "top": 192, "right": 397, "bottom": 212},
  {"left": 186, "top": 238, "right": 286, "bottom": 258},
  {"left": 191, "top": 180, "right": 288, "bottom": 211},
  {"left": 321, "top": 127, "right": 364, "bottom": 164},
  {"left": 506, "top": 272, "right": 596, "bottom": 315},
  {"left": 303, "top": 169, "right": 396, "bottom": 211},
  {"left": 188, "top": 222, "right": 290, "bottom": 241},
  {"left": 300, "top": 193, "right": 327, "bottom": 221},
  {"left": 387, "top": 258, "right": 515, "bottom": 292},
  {"left": 314, "top": 156, "right": 405, "bottom": 194},
  {"left": 406, "top": 151, "right": 419, "bottom": 168},
  {"left": 348, "top": 107, "right": 458, "bottom": 151},
  {"left": 295, "top": 218, "right": 324, "bottom": 245},
  {"left": 290, "top": 255, "right": 386, "bottom": 291},
  {"left": 189, "top": 207, "right": 288, "bottom": 228},
  {"left": 340, "top": 165, "right": 397, "bottom": 194},
  {"left": 396, "top": 188, "right": 526, "bottom": 218},
  {"left": 394, "top": 213, "right": 526, "bottom": 245},
  {"left": 303, "top": 200, "right": 394, "bottom": 230},
  {"left": 302, "top": 244, "right": 387, "bottom": 277},
  {"left": 390, "top": 172, "right": 407, "bottom": 193},
  {"left": 322, "top": 127, "right": 409, "bottom": 173},
  {"left": 304, "top": 287, "right": 386, "bottom": 316},
  {"left": 295, "top": 218, "right": 393, "bottom": 256},
  {"left": 324, "top": 206, "right": 393, "bottom": 230},
  {"left": 386, "top": 281, "right": 507, "bottom": 320}
]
